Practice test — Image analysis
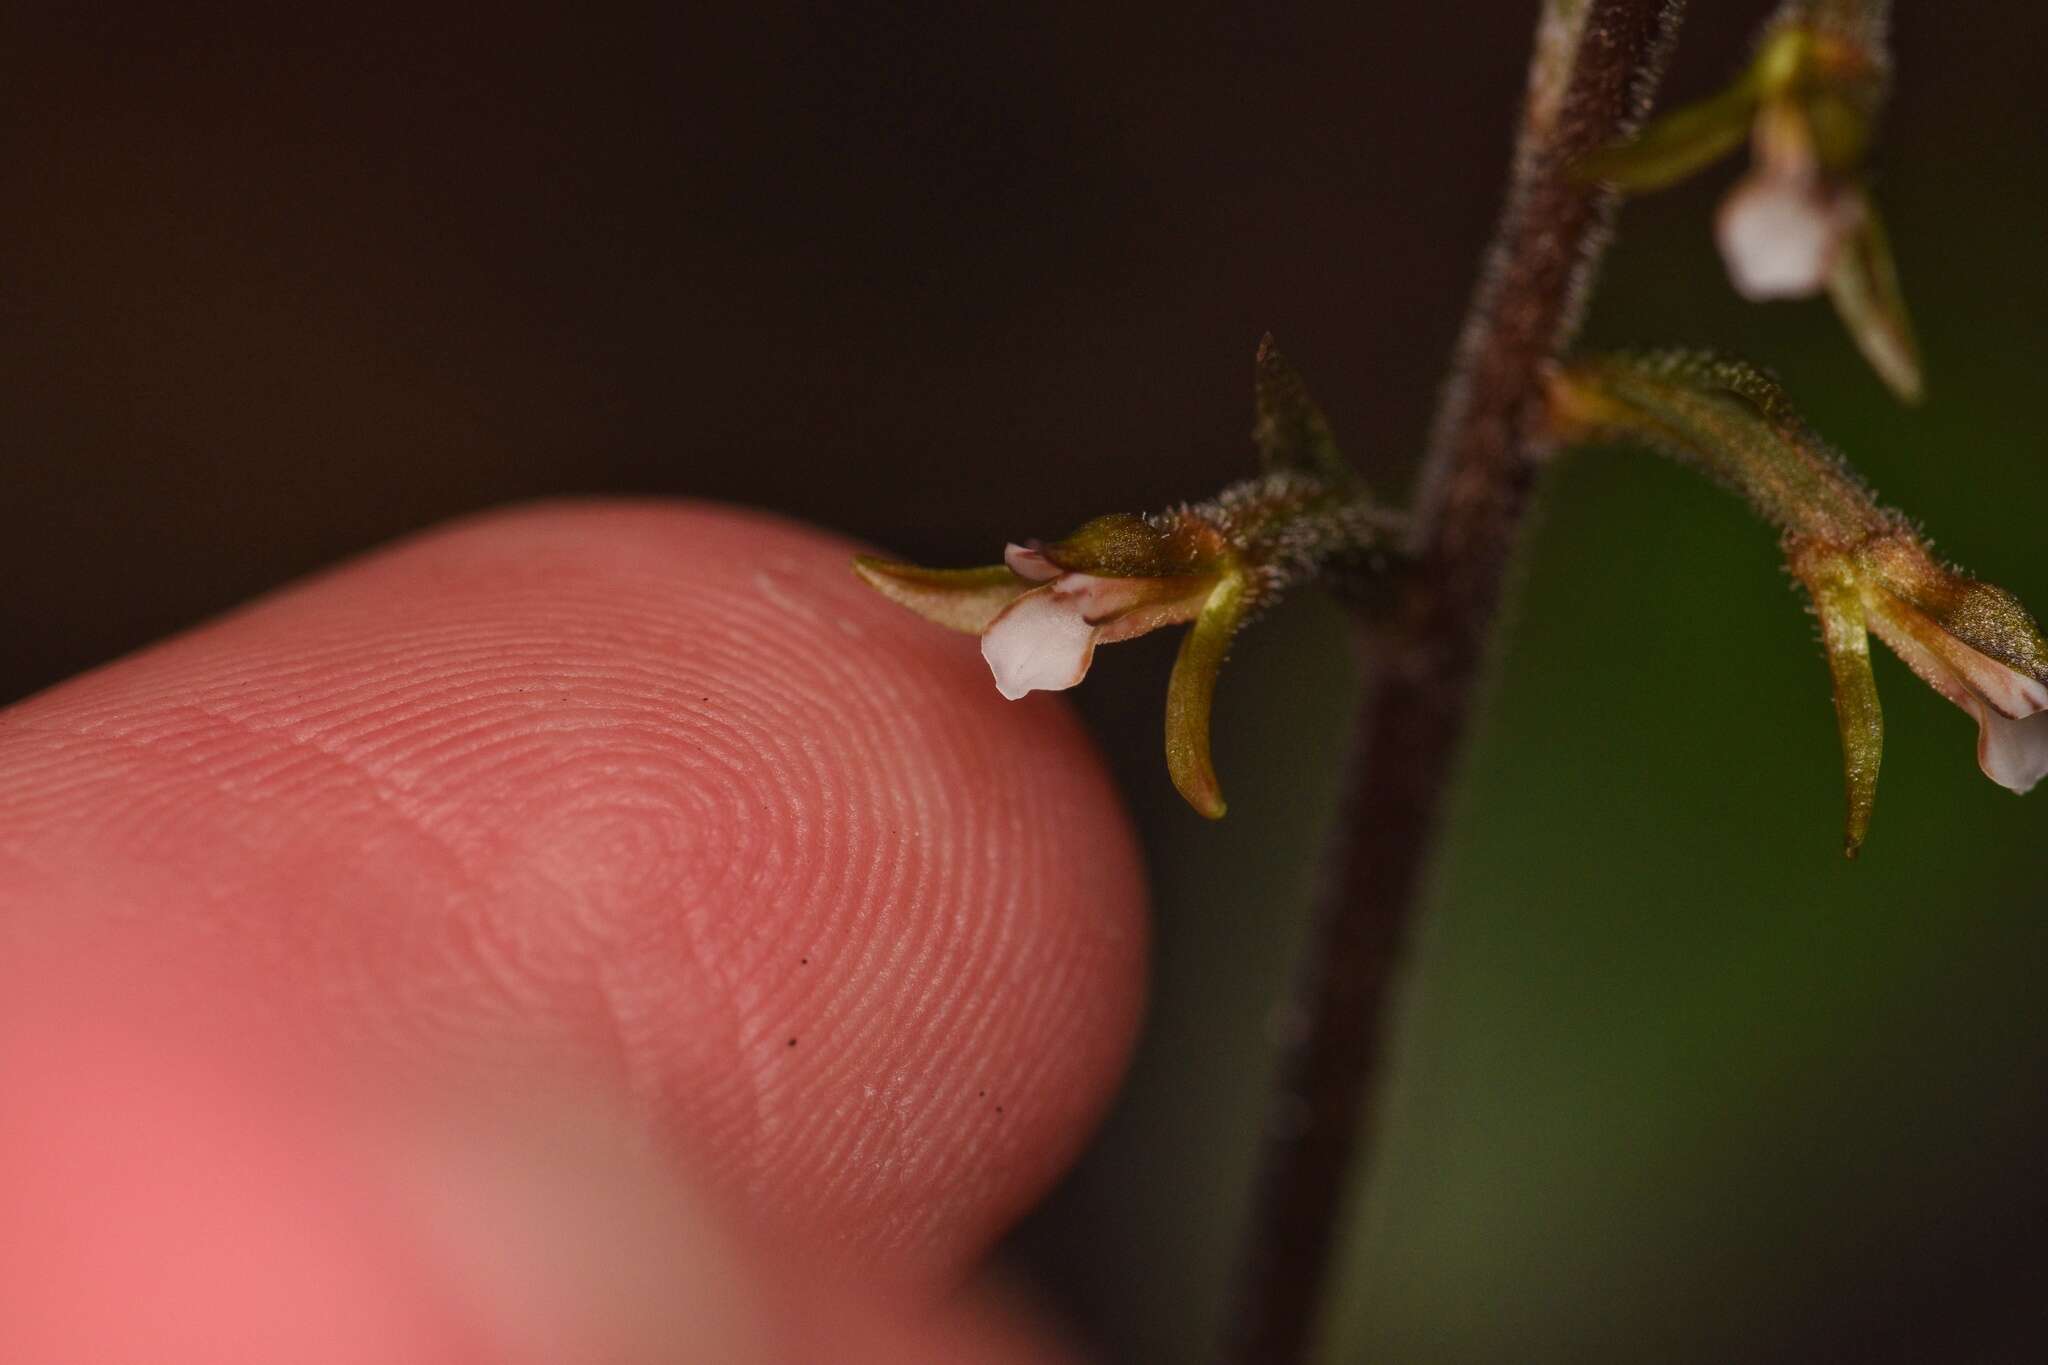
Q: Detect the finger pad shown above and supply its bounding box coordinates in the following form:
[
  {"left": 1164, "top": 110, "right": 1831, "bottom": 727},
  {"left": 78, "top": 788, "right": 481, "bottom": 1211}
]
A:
[{"left": 0, "top": 500, "right": 1148, "bottom": 1280}]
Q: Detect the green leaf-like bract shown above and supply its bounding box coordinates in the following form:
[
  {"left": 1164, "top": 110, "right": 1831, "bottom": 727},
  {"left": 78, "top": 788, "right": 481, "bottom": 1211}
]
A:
[{"left": 1252, "top": 336, "right": 1354, "bottom": 488}]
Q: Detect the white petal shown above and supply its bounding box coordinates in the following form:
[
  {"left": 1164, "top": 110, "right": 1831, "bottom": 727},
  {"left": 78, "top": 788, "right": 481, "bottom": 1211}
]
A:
[
  {"left": 1974, "top": 703, "right": 2048, "bottom": 795},
  {"left": 1927, "top": 639, "right": 2048, "bottom": 720},
  {"left": 1870, "top": 588, "right": 2048, "bottom": 719},
  {"left": 1716, "top": 173, "right": 1844, "bottom": 300},
  {"left": 1003, "top": 543, "right": 1062, "bottom": 581},
  {"left": 1871, "top": 607, "right": 2048, "bottom": 794},
  {"left": 980, "top": 585, "right": 1098, "bottom": 700}
]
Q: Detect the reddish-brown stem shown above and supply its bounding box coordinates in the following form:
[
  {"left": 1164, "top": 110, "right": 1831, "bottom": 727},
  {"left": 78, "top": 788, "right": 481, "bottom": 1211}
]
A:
[{"left": 1224, "top": 4, "right": 1686, "bottom": 1361}]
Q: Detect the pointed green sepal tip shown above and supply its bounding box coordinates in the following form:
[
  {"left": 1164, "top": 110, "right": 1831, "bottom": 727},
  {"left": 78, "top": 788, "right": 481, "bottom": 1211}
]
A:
[
  {"left": 851, "top": 557, "right": 1029, "bottom": 634},
  {"left": 1826, "top": 199, "right": 1923, "bottom": 404},
  {"left": 1575, "top": 77, "right": 1758, "bottom": 192},
  {"left": 1252, "top": 335, "right": 1352, "bottom": 487},
  {"left": 1164, "top": 569, "right": 1250, "bottom": 819},
  {"left": 1800, "top": 555, "right": 1884, "bottom": 857}
]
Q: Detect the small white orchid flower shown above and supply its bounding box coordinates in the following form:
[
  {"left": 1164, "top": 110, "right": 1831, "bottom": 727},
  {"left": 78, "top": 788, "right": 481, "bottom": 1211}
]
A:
[
  {"left": 854, "top": 338, "right": 1387, "bottom": 820},
  {"left": 980, "top": 548, "right": 1222, "bottom": 701},
  {"left": 1716, "top": 104, "right": 1864, "bottom": 301},
  {"left": 1579, "top": 15, "right": 1921, "bottom": 401},
  {"left": 855, "top": 511, "right": 1250, "bottom": 817}
]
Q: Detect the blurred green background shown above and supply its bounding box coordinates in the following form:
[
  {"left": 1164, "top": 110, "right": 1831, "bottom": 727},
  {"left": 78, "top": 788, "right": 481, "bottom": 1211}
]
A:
[{"left": 8, "top": 3, "right": 2046, "bottom": 1360}]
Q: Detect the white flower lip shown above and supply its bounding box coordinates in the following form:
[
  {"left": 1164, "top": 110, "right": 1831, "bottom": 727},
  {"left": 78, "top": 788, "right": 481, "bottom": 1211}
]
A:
[
  {"left": 1716, "top": 172, "right": 1844, "bottom": 300},
  {"left": 1976, "top": 705, "right": 2048, "bottom": 795},
  {"left": 981, "top": 583, "right": 1097, "bottom": 700},
  {"left": 1954, "top": 654, "right": 2048, "bottom": 794},
  {"left": 980, "top": 572, "right": 1213, "bottom": 701}
]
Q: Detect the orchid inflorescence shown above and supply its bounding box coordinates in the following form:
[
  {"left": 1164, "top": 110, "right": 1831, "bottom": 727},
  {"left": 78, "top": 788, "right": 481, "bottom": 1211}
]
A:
[{"left": 853, "top": 0, "right": 2043, "bottom": 854}]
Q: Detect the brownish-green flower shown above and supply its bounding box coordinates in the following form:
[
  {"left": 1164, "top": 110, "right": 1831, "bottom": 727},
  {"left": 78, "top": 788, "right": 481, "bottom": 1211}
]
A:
[
  {"left": 1790, "top": 535, "right": 2048, "bottom": 852},
  {"left": 854, "top": 339, "right": 1389, "bottom": 820},
  {"left": 1552, "top": 350, "right": 2047, "bottom": 852},
  {"left": 1836, "top": 539, "right": 2048, "bottom": 794}
]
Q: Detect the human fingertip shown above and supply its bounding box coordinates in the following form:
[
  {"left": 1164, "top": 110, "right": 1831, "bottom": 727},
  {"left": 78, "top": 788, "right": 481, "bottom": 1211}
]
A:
[{"left": 0, "top": 499, "right": 1150, "bottom": 1283}]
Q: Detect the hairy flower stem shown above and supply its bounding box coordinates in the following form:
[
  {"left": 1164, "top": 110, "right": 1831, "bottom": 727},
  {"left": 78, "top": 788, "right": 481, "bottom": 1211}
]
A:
[{"left": 1224, "top": 4, "right": 1686, "bottom": 1362}]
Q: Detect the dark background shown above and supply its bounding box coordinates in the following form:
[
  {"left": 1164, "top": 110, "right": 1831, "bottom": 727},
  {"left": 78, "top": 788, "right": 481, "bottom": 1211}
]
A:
[{"left": 10, "top": 3, "right": 2048, "bottom": 1360}]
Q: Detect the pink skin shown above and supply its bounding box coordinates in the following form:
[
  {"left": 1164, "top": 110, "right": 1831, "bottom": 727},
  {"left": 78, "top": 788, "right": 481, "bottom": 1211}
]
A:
[{"left": 0, "top": 502, "right": 1147, "bottom": 1362}]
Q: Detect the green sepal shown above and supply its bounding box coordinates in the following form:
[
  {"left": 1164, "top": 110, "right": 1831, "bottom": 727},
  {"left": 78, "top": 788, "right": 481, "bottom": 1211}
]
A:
[
  {"left": 1252, "top": 335, "right": 1354, "bottom": 487},
  {"left": 1804, "top": 559, "right": 1885, "bottom": 857},
  {"left": 1038, "top": 513, "right": 1168, "bottom": 575},
  {"left": 1039, "top": 511, "right": 1226, "bottom": 579},
  {"left": 1826, "top": 197, "right": 1922, "bottom": 404},
  {"left": 1577, "top": 77, "right": 1759, "bottom": 191},
  {"left": 1164, "top": 569, "right": 1249, "bottom": 819},
  {"left": 851, "top": 558, "right": 1029, "bottom": 634}
]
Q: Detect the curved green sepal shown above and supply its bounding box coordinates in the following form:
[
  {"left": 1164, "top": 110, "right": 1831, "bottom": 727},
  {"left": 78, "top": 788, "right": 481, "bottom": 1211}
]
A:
[
  {"left": 1794, "top": 552, "right": 1884, "bottom": 859},
  {"left": 1576, "top": 78, "right": 1758, "bottom": 191},
  {"left": 851, "top": 558, "right": 1028, "bottom": 634},
  {"left": 1164, "top": 570, "right": 1249, "bottom": 819},
  {"left": 1806, "top": 562, "right": 1885, "bottom": 857},
  {"left": 1826, "top": 198, "right": 1922, "bottom": 404},
  {"left": 1252, "top": 335, "right": 1353, "bottom": 486}
]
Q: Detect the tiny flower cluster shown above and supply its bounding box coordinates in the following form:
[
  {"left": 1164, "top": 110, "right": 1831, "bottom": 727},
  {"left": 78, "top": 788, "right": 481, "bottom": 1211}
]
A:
[
  {"left": 857, "top": 332, "right": 2042, "bottom": 854},
  {"left": 849, "top": 8, "right": 2031, "bottom": 860}
]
